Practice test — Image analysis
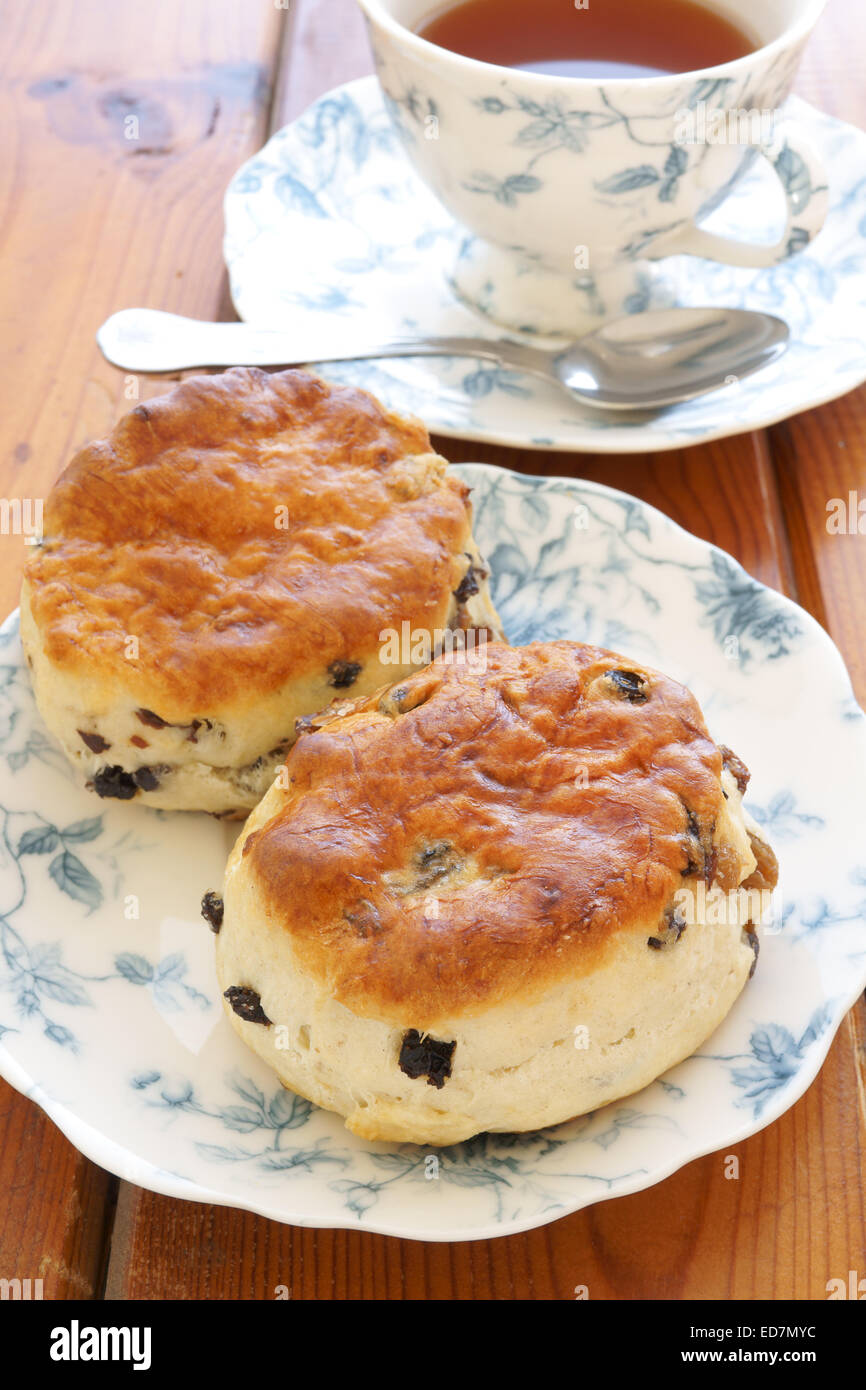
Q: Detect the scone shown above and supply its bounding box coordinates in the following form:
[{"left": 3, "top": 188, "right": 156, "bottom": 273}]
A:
[
  {"left": 20, "top": 368, "right": 503, "bottom": 814},
  {"left": 211, "top": 640, "right": 778, "bottom": 1146}
]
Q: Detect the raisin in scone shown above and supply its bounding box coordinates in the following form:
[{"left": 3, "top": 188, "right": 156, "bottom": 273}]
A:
[
  {"left": 20, "top": 368, "right": 503, "bottom": 815},
  {"left": 212, "top": 640, "right": 778, "bottom": 1146}
]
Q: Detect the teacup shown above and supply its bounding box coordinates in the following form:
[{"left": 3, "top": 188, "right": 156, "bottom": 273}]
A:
[{"left": 356, "top": 0, "right": 829, "bottom": 334}]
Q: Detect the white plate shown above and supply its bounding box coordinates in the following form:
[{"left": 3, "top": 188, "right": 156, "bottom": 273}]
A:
[
  {"left": 1, "top": 464, "right": 865, "bottom": 1240},
  {"left": 224, "top": 79, "right": 866, "bottom": 453}
]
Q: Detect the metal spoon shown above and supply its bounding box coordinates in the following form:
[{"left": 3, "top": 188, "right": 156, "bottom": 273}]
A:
[{"left": 97, "top": 306, "right": 789, "bottom": 411}]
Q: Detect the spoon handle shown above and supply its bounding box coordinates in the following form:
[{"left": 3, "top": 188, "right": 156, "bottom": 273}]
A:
[{"left": 97, "top": 309, "right": 553, "bottom": 377}]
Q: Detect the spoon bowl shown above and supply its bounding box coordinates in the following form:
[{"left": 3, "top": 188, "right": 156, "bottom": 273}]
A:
[{"left": 553, "top": 307, "right": 789, "bottom": 409}]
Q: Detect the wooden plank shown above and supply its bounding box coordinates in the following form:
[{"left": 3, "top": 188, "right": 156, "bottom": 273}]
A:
[
  {"left": 0, "top": 0, "right": 286, "bottom": 615},
  {"left": 769, "top": 394, "right": 866, "bottom": 693},
  {"left": 0, "top": 1088, "right": 115, "bottom": 1299},
  {"left": 0, "top": 0, "right": 286, "bottom": 1299},
  {"left": 273, "top": 0, "right": 373, "bottom": 127}
]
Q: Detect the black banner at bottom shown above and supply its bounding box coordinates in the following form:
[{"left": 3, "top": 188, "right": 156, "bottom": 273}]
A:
[{"left": 1, "top": 1296, "right": 861, "bottom": 1375}]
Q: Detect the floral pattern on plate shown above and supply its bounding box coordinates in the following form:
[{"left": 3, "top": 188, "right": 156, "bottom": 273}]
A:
[
  {"left": 224, "top": 78, "right": 866, "bottom": 453},
  {"left": 1, "top": 465, "right": 865, "bottom": 1239}
]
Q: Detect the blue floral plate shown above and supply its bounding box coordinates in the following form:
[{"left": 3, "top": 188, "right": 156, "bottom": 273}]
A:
[
  {"left": 1, "top": 465, "right": 865, "bottom": 1240},
  {"left": 224, "top": 78, "right": 866, "bottom": 454}
]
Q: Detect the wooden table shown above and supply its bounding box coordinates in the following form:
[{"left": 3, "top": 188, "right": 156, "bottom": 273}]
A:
[{"left": 0, "top": 0, "right": 863, "bottom": 1301}]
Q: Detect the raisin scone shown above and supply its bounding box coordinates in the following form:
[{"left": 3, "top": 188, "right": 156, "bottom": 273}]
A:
[
  {"left": 211, "top": 640, "right": 778, "bottom": 1146},
  {"left": 20, "top": 368, "right": 503, "bottom": 815}
]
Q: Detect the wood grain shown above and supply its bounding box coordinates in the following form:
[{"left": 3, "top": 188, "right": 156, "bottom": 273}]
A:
[
  {"left": 0, "top": 0, "right": 286, "bottom": 1299},
  {"left": 0, "top": 1084, "right": 115, "bottom": 1298},
  {"left": 274, "top": 0, "right": 372, "bottom": 127},
  {"left": 0, "top": 0, "right": 286, "bottom": 615},
  {"left": 1, "top": 0, "right": 864, "bottom": 1301}
]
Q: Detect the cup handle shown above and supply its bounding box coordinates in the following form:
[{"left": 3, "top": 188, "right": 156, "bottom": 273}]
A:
[{"left": 646, "top": 123, "right": 829, "bottom": 268}]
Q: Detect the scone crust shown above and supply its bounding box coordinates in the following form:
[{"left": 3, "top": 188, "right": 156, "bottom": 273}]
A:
[
  {"left": 242, "top": 640, "right": 753, "bottom": 1024},
  {"left": 24, "top": 368, "right": 475, "bottom": 720}
]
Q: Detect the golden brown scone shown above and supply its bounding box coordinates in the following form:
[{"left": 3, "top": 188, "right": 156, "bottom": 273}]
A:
[
  {"left": 213, "top": 641, "right": 778, "bottom": 1145},
  {"left": 20, "top": 368, "right": 503, "bottom": 813}
]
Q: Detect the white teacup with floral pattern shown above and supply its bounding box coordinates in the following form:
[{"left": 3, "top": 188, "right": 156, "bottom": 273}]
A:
[{"left": 357, "top": 0, "right": 829, "bottom": 334}]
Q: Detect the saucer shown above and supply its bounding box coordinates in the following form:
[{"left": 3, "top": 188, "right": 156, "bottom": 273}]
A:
[{"left": 224, "top": 79, "right": 866, "bottom": 453}]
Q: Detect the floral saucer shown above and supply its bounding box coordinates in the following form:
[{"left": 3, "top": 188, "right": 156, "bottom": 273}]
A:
[
  {"left": 1, "top": 465, "right": 865, "bottom": 1240},
  {"left": 224, "top": 79, "right": 866, "bottom": 453}
]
